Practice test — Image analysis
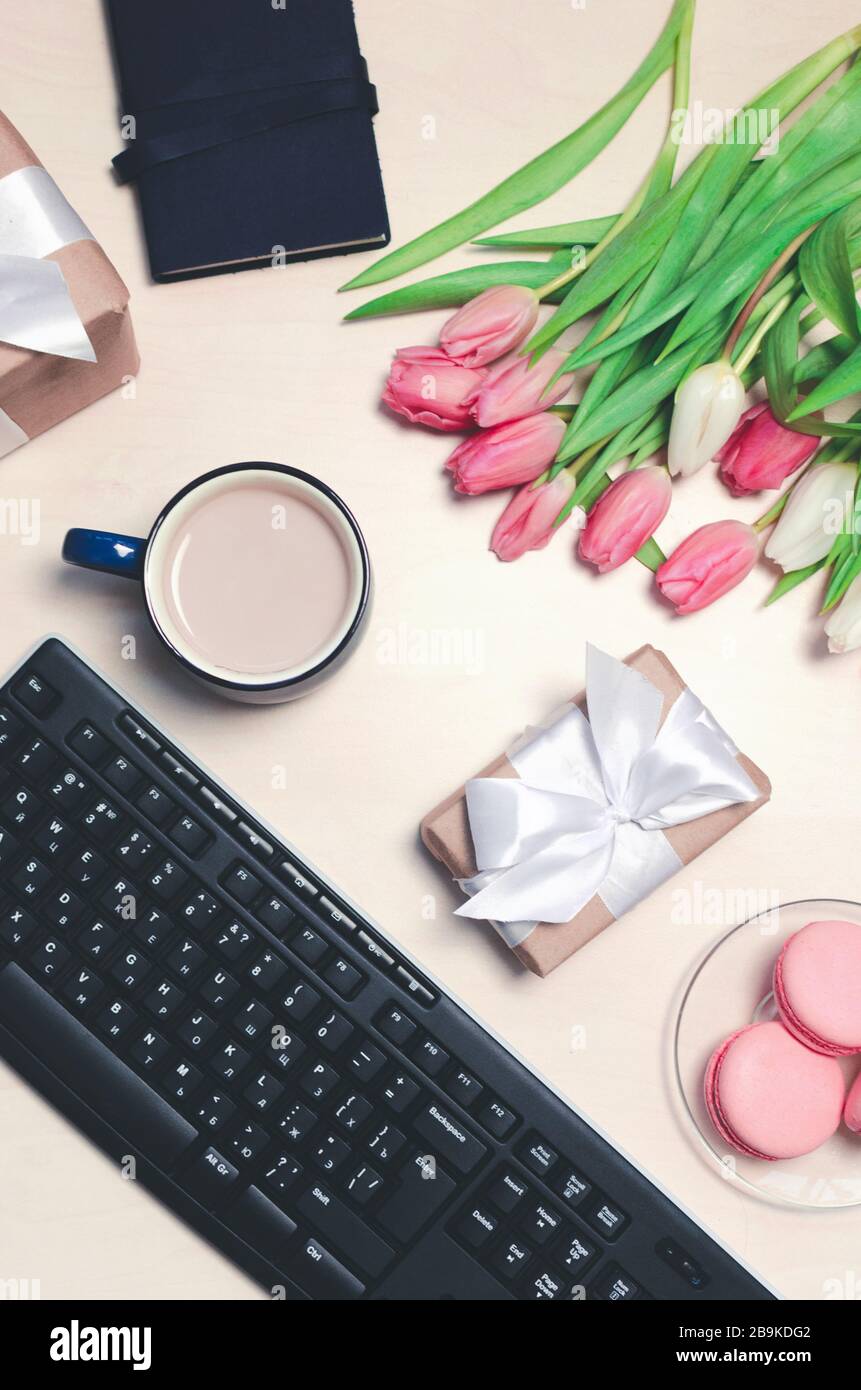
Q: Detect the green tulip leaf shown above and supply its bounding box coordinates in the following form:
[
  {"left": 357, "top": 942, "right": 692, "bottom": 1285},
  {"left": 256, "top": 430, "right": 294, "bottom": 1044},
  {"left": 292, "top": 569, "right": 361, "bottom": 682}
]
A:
[
  {"left": 765, "top": 558, "right": 828, "bottom": 606},
  {"left": 799, "top": 201, "right": 861, "bottom": 341},
  {"left": 340, "top": 0, "right": 693, "bottom": 292},
  {"left": 473, "top": 216, "right": 619, "bottom": 249},
  {"left": 342, "top": 253, "right": 571, "bottom": 320},
  {"left": 788, "top": 338, "right": 861, "bottom": 419},
  {"left": 821, "top": 548, "right": 861, "bottom": 611}
]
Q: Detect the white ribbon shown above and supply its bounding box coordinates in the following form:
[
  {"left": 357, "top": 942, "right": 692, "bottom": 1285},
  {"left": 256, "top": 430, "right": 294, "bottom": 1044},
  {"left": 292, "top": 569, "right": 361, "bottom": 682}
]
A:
[
  {"left": 0, "top": 166, "right": 96, "bottom": 363},
  {"left": 456, "top": 645, "right": 760, "bottom": 945}
]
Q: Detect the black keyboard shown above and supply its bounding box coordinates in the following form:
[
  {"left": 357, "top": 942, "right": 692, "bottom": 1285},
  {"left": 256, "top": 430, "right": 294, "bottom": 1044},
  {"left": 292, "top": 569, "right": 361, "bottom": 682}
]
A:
[{"left": 0, "top": 639, "right": 774, "bottom": 1301}]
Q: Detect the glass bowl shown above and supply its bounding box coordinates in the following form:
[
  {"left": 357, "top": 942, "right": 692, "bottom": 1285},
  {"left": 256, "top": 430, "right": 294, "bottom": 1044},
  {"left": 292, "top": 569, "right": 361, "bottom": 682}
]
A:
[{"left": 674, "top": 898, "right": 861, "bottom": 1209}]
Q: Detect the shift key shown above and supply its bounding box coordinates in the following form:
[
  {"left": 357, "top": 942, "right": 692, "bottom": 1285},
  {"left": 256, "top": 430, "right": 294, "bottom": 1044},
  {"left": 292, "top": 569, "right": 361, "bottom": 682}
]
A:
[
  {"left": 298, "top": 1184, "right": 394, "bottom": 1277},
  {"left": 414, "top": 1102, "right": 486, "bottom": 1174}
]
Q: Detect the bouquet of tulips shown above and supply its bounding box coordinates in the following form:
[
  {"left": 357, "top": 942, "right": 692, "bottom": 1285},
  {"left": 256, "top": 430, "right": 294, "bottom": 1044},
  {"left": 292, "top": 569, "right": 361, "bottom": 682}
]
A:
[{"left": 342, "top": 0, "right": 861, "bottom": 654}]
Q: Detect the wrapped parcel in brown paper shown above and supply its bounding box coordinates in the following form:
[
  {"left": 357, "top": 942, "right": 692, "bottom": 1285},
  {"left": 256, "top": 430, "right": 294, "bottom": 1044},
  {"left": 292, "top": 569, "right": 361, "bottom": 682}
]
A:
[
  {"left": 0, "top": 112, "right": 139, "bottom": 456},
  {"left": 421, "top": 646, "right": 771, "bottom": 978}
]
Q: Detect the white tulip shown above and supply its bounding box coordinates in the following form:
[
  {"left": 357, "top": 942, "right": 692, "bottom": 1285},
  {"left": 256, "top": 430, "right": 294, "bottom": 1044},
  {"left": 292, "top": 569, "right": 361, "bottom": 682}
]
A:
[
  {"left": 764, "top": 462, "right": 858, "bottom": 573},
  {"left": 825, "top": 573, "right": 861, "bottom": 654},
  {"left": 667, "top": 362, "right": 746, "bottom": 477}
]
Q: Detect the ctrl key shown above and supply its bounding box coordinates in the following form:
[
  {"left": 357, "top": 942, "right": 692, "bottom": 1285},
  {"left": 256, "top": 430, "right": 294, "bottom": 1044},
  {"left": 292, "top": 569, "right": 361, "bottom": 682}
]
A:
[{"left": 281, "top": 1237, "right": 365, "bottom": 1301}]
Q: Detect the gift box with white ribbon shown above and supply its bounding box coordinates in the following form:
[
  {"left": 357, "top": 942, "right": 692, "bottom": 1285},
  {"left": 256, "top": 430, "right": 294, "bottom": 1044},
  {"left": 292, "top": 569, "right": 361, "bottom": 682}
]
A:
[
  {"left": 0, "top": 111, "right": 139, "bottom": 459},
  {"left": 421, "top": 645, "right": 772, "bottom": 978}
]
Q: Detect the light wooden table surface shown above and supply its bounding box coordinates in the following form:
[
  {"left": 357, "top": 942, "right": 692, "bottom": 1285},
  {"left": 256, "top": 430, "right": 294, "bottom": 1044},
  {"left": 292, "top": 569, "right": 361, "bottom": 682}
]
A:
[{"left": 1, "top": 0, "right": 859, "bottom": 1300}]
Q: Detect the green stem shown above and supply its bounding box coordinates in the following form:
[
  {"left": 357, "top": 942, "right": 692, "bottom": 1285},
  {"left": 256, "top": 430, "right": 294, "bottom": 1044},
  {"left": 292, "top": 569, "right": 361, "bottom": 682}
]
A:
[
  {"left": 534, "top": 3, "right": 694, "bottom": 303},
  {"left": 732, "top": 290, "right": 795, "bottom": 375}
]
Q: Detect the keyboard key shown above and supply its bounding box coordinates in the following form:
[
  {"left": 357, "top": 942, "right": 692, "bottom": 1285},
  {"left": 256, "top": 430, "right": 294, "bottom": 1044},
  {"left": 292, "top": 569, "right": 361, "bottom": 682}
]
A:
[
  {"left": 494, "top": 1239, "right": 532, "bottom": 1280},
  {"left": 145, "top": 977, "right": 185, "bottom": 1020},
  {"left": 234, "top": 999, "right": 272, "bottom": 1042},
  {"left": 147, "top": 857, "right": 188, "bottom": 902},
  {"left": 2, "top": 784, "right": 42, "bottom": 830},
  {"left": 345, "top": 1164, "right": 383, "bottom": 1206},
  {"left": 334, "top": 1093, "right": 373, "bottom": 1133},
  {"left": 221, "top": 862, "right": 261, "bottom": 905},
  {"left": 178, "top": 1010, "right": 218, "bottom": 1051},
  {"left": 522, "top": 1201, "right": 563, "bottom": 1246},
  {"left": 136, "top": 783, "right": 176, "bottom": 826},
  {"left": 159, "top": 753, "right": 199, "bottom": 793},
  {"left": 104, "top": 755, "right": 143, "bottom": 796},
  {"left": 130, "top": 1028, "right": 170, "bottom": 1070},
  {"left": 313, "top": 1133, "right": 351, "bottom": 1173},
  {"left": 488, "top": 1169, "right": 529, "bottom": 1215},
  {"left": 265, "top": 1153, "right": 303, "bottom": 1199},
  {"left": 30, "top": 937, "right": 70, "bottom": 979},
  {"left": 301, "top": 1061, "right": 339, "bottom": 1102},
  {"left": 278, "top": 859, "right": 318, "bottom": 899},
  {"left": 199, "top": 967, "right": 239, "bottom": 1011},
  {"left": 323, "top": 957, "right": 364, "bottom": 999},
  {"left": 355, "top": 930, "right": 394, "bottom": 969},
  {"left": 228, "top": 1120, "right": 269, "bottom": 1163},
  {"left": 199, "top": 785, "right": 236, "bottom": 825},
  {"left": 33, "top": 815, "right": 73, "bottom": 861},
  {"left": 376, "top": 1004, "right": 417, "bottom": 1048},
  {"left": 0, "top": 706, "right": 24, "bottom": 752},
  {"left": 181, "top": 1147, "right": 238, "bottom": 1208},
  {"left": 95, "top": 996, "right": 137, "bottom": 1039},
  {"left": 366, "top": 1122, "right": 406, "bottom": 1165},
  {"left": 414, "top": 1102, "right": 486, "bottom": 1175},
  {"left": 393, "top": 965, "right": 436, "bottom": 1007},
  {"left": 119, "top": 714, "right": 160, "bottom": 757},
  {"left": 101, "top": 875, "right": 139, "bottom": 919},
  {"left": 223, "top": 1185, "right": 297, "bottom": 1258},
  {"left": 215, "top": 919, "right": 254, "bottom": 961},
  {"left": 44, "top": 887, "right": 87, "bottom": 932},
  {"left": 195, "top": 1090, "right": 236, "bottom": 1131},
  {"left": 278, "top": 1101, "right": 317, "bottom": 1145},
  {"left": 268, "top": 1029, "right": 306, "bottom": 1075},
  {"left": 169, "top": 814, "right": 209, "bottom": 857},
  {"left": 115, "top": 829, "right": 154, "bottom": 873},
  {"left": 81, "top": 797, "right": 122, "bottom": 843},
  {"left": 66, "top": 847, "right": 106, "bottom": 887},
  {"left": 0, "top": 824, "right": 20, "bottom": 866},
  {"left": 163, "top": 1059, "right": 203, "bottom": 1102},
  {"left": 0, "top": 904, "right": 36, "bottom": 951},
  {"left": 292, "top": 925, "right": 328, "bottom": 967},
  {"left": 412, "top": 1036, "right": 449, "bottom": 1077},
  {"left": 111, "top": 948, "right": 152, "bottom": 991},
  {"left": 15, "top": 738, "right": 57, "bottom": 780},
  {"left": 298, "top": 1184, "right": 395, "bottom": 1277},
  {"left": 553, "top": 1164, "right": 592, "bottom": 1209},
  {"left": 456, "top": 1205, "right": 499, "bottom": 1250},
  {"left": 314, "top": 1011, "right": 352, "bottom": 1054},
  {"left": 524, "top": 1267, "right": 567, "bottom": 1300},
  {"left": 234, "top": 821, "right": 274, "bottom": 860},
  {"left": 558, "top": 1228, "right": 599, "bottom": 1276},
  {"left": 243, "top": 1070, "right": 284, "bottom": 1114},
  {"left": 316, "top": 896, "right": 356, "bottom": 933},
  {"left": 210, "top": 1039, "right": 251, "bottom": 1083},
  {"left": 0, "top": 964, "right": 197, "bottom": 1169},
  {"left": 377, "top": 1152, "right": 456, "bottom": 1244},
  {"left": 478, "top": 1097, "right": 518, "bottom": 1139},
  {"left": 11, "top": 856, "right": 51, "bottom": 898},
  {"left": 445, "top": 1068, "right": 484, "bottom": 1110},
  {"left": 281, "top": 1237, "right": 364, "bottom": 1301},
  {"left": 78, "top": 918, "right": 117, "bottom": 961},
  {"left": 68, "top": 723, "right": 111, "bottom": 765},
  {"left": 521, "top": 1135, "right": 559, "bottom": 1179},
  {"left": 583, "top": 1194, "right": 629, "bottom": 1241},
  {"left": 47, "top": 769, "right": 89, "bottom": 812},
  {"left": 166, "top": 937, "right": 206, "bottom": 980},
  {"left": 256, "top": 894, "right": 294, "bottom": 935},
  {"left": 590, "top": 1264, "right": 641, "bottom": 1301},
  {"left": 247, "top": 949, "right": 288, "bottom": 992},
  {"left": 180, "top": 888, "right": 221, "bottom": 931},
  {"left": 381, "top": 1071, "right": 420, "bottom": 1114},
  {"left": 61, "top": 966, "right": 103, "bottom": 1012},
  {"left": 134, "top": 907, "right": 171, "bottom": 952},
  {"left": 279, "top": 979, "right": 321, "bottom": 1023},
  {"left": 13, "top": 671, "right": 58, "bottom": 717},
  {"left": 347, "top": 1040, "right": 386, "bottom": 1083}
]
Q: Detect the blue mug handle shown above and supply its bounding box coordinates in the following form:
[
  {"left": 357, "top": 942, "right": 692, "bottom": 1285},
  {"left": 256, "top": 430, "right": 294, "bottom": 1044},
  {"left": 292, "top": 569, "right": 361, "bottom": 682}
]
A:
[{"left": 62, "top": 529, "right": 147, "bottom": 581}]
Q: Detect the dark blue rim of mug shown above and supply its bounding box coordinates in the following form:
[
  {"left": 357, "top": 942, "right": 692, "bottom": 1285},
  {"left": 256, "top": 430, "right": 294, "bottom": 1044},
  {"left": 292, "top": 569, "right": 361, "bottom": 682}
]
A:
[{"left": 142, "top": 462, "right": 371, "bottom": 695}]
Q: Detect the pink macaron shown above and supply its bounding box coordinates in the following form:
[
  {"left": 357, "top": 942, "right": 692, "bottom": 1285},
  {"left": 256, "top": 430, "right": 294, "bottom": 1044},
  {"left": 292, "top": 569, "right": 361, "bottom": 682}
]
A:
[
  {"left": 845, "top": 1072, "right": 861, "bottom": 1134},
  {"left": 704, "top": 1021, "right": 845, "bottom": 1160},
  {"left": 774, "top": 919, "right": 861, "bottom": 1056}
]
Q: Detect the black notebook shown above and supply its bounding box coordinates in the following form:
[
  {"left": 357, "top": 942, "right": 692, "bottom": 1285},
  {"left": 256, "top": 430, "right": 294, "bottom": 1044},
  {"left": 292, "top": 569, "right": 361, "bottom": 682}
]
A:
[{"left": 106, "top": 0, "right": 390, "bottom": 282}]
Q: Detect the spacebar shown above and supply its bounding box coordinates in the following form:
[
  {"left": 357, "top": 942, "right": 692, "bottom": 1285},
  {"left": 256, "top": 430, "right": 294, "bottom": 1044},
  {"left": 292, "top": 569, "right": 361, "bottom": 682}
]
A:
[{"left": 0, "top": 963, "right": 198, "bottom": 1170}]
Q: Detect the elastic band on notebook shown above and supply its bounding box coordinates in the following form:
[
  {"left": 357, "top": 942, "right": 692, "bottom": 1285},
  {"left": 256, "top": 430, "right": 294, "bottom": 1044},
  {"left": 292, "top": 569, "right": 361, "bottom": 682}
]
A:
[{"left": 112, "top": 77, "right": 379, "bottom": 185}]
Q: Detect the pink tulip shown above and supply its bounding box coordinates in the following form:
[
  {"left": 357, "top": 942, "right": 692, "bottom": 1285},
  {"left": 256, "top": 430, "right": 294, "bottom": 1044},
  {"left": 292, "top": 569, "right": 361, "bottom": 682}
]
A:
[
  {"left": 439, "top": 286, "right": 540, "bottom": 368},
  {"left": 465, "top": 348, "right": 576, "bottom": 427},
  {"left": 491, "top": 473, "right": 580, "bottom": 562},
  {"left": 716, "top": 400, "right": 820, "bottom": 496},
  {"left": 656, "top": 520, "right": 759, "bottom": 615},
  {"left": 446, "top": 413, "right": 565, "bottom": 495},
  {"left": 382, "top": 346, "right": 486, "bottom": 431},
  {"left": 579, "top": 467, "right": 672, "bottom": 573}
]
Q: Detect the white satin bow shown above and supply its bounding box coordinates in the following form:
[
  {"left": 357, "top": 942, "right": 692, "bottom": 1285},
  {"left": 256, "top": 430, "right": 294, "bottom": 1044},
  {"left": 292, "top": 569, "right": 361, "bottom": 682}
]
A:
[
  {"left": 456, "top": 645, "right": 759, "bottom": 937},
  {"left": 0, "top": 166, "right": 96, "bottom": 362}
]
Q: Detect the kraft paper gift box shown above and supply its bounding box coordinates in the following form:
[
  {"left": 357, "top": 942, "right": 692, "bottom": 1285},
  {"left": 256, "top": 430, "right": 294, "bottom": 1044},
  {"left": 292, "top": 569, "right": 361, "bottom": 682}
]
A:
[
  {"left": 420, "top": 646, "right": 772, "bottom": 979},
  {"left": 0, "top": 112, "right": 139, "bottom": 458}
]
